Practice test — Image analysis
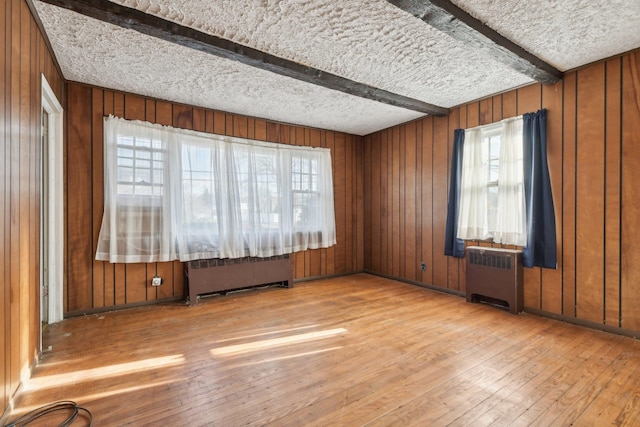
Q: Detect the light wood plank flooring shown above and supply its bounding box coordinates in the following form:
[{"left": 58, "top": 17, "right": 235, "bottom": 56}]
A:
[{"left": 7, "top": 273, "right": 640, "bottom": 426}]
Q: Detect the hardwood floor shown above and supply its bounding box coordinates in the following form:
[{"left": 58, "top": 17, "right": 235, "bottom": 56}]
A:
[{"left": 7, "top": 273, "right": 640, "bottom": 426}]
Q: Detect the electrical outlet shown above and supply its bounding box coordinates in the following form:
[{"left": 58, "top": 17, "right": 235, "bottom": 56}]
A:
[
  {"left": 151, "top": 276, "right": 163, "bottom": 286},
  {"left": 420, "top": 262, "right": 426, "bottom": 272}
]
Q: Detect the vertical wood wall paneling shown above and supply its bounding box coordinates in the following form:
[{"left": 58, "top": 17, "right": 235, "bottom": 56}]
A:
[
  {"left": 392, "top": 127, "right": 401, "bottom": 278},
  {"left": 398, "top": 125, "right": 406, "bottom": 278},
  {"left": 363, "top": 51, "right": 640, "bottom": 336},
  {"left": 621, "top": 51, "right": 640, "bottom": 331},
  {"left": 356, "top": 132, "right": 365, "bottom": 271},
  {"left": 1, "top": 0, "right": 8, "bottom": 410},
  {"left": 415, "top": 120, "right": 423, "bottom": 282},
  {"left": 29, "top": 4, "right": 39, "bottom": 365},
  {"left": 562, "top": 72, "right": 578, "bottom": 318},
  {"left": 431, "top": 116, "right": 448, "bottom": 288},
  {"left": 2, "top": 0, "right": 64, "bottom": 415},
  {"left": 576, "top": 64, "right": 606, "bottom": 323},
  {"left": 604, "top": 57, "right": 622, "bottom": 327},
  {"left": 9, "top": 0, "right": 22, "bottom": 392},
  {"left": 541, "top": 81, "right": 564, "bottom": 315},
  {"left": 517, "top": 83, "right": 543, "bottom": 311},
  {"left": 386, "top": 129, "right": 394, "bottom": 276},
  {"left": 345, "top": 133, "right": 354, "bottom": 274},
  {"left": 25, "top": 7, "right": 36, "bottom": 402},
  {"left": 420, "top": 117, "right": 434, "bottom": 285},
  {"left": 363, "top": 129, "right": 372, "bottom": 272},
  {"left": 368, "top": 132, "right": 382, "bottom": 273},
  {"left": 19, "top": 0, "right": 32, "bottom": 372},
  {"left": 492, "top": 94, "right": 503, "bottom": 124},
  {"left": 332, "top": 131, "right": 342, "bottom": 275},
  {"left": 479, "top": 98, "right": 492, "bottom": 127},
  {"left": 404, "top": 121, "right": 417, "bottom": 281},
  {"left": 66, "top": 84, "right": 93, "bottom": 312}
]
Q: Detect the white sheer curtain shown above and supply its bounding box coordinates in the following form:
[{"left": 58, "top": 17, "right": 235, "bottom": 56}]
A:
[
  {"left": 457, "top": 128, "right": 490, "bottom": 240},
  {"left": 96, "top": 115, "right": 336, "bottom": 263},
  {"left": 494, "top": 117, "right": 527, "bottom": 245},
  {"left": 456, "top": 117, "right": 527, "bottom": 245}
]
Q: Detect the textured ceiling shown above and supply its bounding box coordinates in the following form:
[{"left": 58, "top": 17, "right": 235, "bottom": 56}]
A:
[
  {"left": 449, "top": 0, "right": 640, "bottom": 71},
  {"left": 34, "top": 0, "right": 640, "bottom": 136}
]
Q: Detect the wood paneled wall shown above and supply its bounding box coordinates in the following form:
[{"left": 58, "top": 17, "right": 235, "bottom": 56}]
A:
[
  {"left": 364, "top": 51, "right": 640, "bottom": 335},
  {"left": 65, "top": 82, "right": 364, "bottom": 315},
  {"left": 1, "top": 0, "right": 65, "bottom": 416}
]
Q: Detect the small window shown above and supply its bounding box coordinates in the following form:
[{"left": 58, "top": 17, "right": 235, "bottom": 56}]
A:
[{"left": 456, "top": 118, "right": 526, "bottom": 246}]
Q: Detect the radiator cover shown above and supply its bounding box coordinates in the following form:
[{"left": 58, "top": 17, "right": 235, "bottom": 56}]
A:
[
  {"left": 185, "top": 255, "right": 293, "bottom": 305},
  {"left": 466, "top": 246, "right": 523, "bottom": 314}
]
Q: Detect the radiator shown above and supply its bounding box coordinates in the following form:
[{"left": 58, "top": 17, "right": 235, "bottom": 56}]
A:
[
  {"left": 465, "top": 246, "right": 523, "bottom": 314},
  {"left": 185, "top": 254, "right": 293, "bottom": 305}
]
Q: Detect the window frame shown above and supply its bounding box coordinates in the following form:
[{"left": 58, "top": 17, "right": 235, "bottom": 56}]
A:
[{"left": 97, "top": 115, "right": 336, "bottom": 262}]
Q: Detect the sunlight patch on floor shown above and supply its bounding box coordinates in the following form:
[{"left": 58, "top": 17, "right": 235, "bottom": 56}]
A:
[
  {"left": 210, "top": 328, "right": 348, "bottom": 356},
  {"left": 23, "top": 354, "right": 185, "bottom": 392},
  {"left": 212, "top": 324, "right": 320, "bottom": 343},
  {"left": 234, "top": 346, "right": 343, "bottom": 368}
]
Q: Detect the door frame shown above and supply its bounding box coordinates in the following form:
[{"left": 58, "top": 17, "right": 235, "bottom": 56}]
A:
[{"left": 41, "top": 75, "right": 64, "bottom": 327}]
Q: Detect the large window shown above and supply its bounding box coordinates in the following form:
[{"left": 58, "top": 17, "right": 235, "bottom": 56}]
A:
[
  {"left": 96, "top": 116, "right": 337, "bottom": 263},
  {"left": 457, "top": 117, "right": 526, "bottom": 246}
]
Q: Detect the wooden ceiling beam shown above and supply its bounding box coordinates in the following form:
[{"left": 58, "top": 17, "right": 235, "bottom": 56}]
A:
[
  {"left": 38, "top": 0, "right": 450, "bottom": 116},
  {"left": 386, "top": 0, "right": 562, "bottom": 84}
]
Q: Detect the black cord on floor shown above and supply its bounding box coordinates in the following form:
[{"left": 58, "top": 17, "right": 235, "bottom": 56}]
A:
[{"left": 4, "top": 400, "right": 92, "bottom": 427}]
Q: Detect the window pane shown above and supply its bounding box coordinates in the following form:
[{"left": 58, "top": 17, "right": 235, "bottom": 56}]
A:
[
  {"left": 136, "top": 150, "right": 151, "bottom": 160},
  {"left": 118, "top": 147, "right": 133, "bottom": 158},
  {"left": 117, "top": 134, "right": 166, "bottom": 199},
  {"left": 489, "top": 136, "right": 501, "bottom": 158},
  {"left": 487, "top": 186, "right": 498, "bottom": 232},
  {"left": 136, "top": 137, "right": 151, "bottom": 148},
  {"left": 489, "top": 159, "right": 500, "bottom": 183},
  {"left": 118, "top": 136, "right": 134, "bottom": 146},
  {"left": 118, "top": 166, "right": 134, "bottom": 183}
]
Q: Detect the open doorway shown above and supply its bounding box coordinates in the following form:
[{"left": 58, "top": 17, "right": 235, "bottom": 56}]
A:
[{"left": 40, "top": 75, "right": 64, "bottom": 338}]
